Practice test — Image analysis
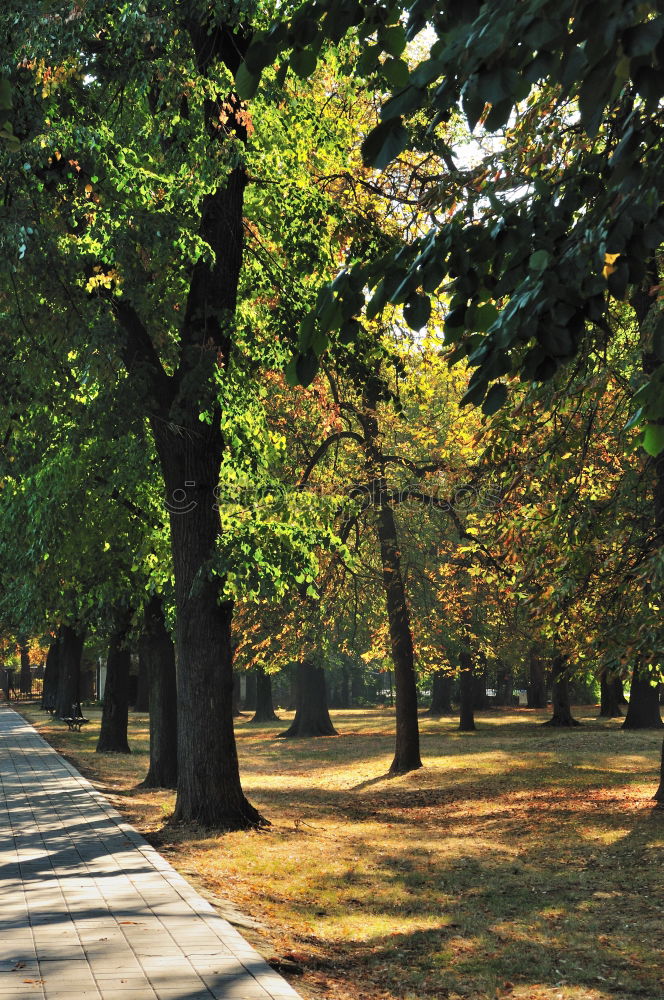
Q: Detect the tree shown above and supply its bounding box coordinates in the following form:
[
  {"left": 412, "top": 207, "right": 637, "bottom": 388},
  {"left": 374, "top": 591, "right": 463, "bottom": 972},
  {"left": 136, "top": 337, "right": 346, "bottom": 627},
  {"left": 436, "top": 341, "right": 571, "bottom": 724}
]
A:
[
  {"left": 426, "top": 670, "right": 453, "bottom": 716},
  {"left": 239, "top": 2, "right": 664, "bottom": 454},
  {"left": 97, "top": 609, "right": 132, "bottom": 754},
  {"left": 622, "top": 668, "right": 663, "bottom": 729},
  {"left": 280, "top": 660, "right": 337, "bottom": 738},
  {"left": 139, "top": 595, "right": 178, "bottom": 788},
  {"left": 251, "top": 666, "right": 279, "bottom": 724},
  {"left": 543, "top": 655, "right": 580, "bottom": 728}
]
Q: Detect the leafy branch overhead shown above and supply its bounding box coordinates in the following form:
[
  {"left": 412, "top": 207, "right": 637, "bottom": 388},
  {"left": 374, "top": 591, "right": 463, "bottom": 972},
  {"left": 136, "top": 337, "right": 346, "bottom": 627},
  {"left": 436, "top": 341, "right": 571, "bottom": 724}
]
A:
[{"left": 237, "top": 0, "right": 664, "bottom": 451}]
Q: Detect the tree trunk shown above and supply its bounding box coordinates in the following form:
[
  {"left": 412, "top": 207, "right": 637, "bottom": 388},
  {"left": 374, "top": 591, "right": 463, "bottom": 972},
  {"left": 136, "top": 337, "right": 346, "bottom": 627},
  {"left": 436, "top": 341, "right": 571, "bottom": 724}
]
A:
[
  {"left": 653, "top": 739, "right": 664, "bottom": 805},
  {"left": 599, "top": 671, "right": 624, "bottom": 718},
  {"left": 19, "top": 644, "right": 31, "bottom": 695},
  {"left": 134, "top": 646, "right": 150, "bottom": 713},
  {"left": 527, "top": 648, "right": 547, "bottom": 708},
  {"left": 232, "top": 671, "right": 243, "bottom": 717},
  {"left": 251, "top": 666, "right": 279, "bottom": 723},
  {"left": 622, "top": 668, "right": 663, "bottom": 729},
  {"left": 97, "top": 612, "right": 132, "bottom": 754},
  {"left": 140, "top": 595, "right": 178, "bottom": 789},
  {"left": 243, "top": 669, "right": 257, "bottom": 712},
  {"left": 426, "top": 671, "right": 453, "bottom": 716},
  {"left": 543, "top": 655, "right": 580, "bottom": 726},
  {"left": 473, "top": 654, "right": 488, "bottom": 710},
  {"left": 55, "top": 625, "right": 84, "bottom": 718},
  {"left": 41, "top": 633, "right": 60, "bottom": 711},
  {"left": 459, "top": 648, "right": 476, "bottom": 731},
  {"left": 495, "top": 663, "right": 513, "bottom": 706},
  {"left": 130, "top": 26, "right": 263, "bottom": 829},
  {"left": 280, "top": 660, "right": 337, "bottom": 737}
]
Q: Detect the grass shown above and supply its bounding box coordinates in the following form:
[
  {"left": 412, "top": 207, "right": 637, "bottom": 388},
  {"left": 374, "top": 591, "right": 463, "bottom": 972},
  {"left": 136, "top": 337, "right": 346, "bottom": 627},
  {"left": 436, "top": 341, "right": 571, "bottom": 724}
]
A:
[{"left": 13, "top": 702, "right": 664, "bottom": 1000}]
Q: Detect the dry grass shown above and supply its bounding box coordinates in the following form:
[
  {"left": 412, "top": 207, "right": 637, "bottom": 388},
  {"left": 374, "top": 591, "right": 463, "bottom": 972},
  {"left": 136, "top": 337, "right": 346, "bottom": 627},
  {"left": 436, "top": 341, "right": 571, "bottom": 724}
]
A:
[{"left": 15, "top": 702, "right": 664, "bottom": 1000}]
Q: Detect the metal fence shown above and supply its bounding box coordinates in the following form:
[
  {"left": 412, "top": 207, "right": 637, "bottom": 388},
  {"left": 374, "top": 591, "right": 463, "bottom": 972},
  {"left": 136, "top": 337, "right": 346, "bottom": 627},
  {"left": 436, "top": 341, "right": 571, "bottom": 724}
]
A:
[{"left": 0, "top": 670, "right": 44, "bottom": 702}]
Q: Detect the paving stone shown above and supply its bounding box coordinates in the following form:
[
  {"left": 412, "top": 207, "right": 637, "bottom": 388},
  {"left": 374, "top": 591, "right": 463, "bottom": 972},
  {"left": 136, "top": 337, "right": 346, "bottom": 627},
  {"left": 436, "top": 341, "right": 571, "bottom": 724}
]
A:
[{"left": 0, "top": 706, "right": 302, "bottom": 1000}]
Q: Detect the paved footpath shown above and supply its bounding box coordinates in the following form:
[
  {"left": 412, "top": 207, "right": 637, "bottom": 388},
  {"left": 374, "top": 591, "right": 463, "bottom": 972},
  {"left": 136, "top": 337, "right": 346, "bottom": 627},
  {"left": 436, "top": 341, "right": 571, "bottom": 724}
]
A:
[{"left": 0, "top": 705, "right": 302, "bottom": 1000}]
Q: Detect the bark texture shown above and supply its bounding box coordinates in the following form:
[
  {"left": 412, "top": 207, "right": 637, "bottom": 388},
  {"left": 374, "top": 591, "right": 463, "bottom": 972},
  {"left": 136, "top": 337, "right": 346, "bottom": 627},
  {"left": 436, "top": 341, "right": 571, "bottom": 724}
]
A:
[
  {"left": 97, "top": 613, "right": 132, "bottom": 754},
  {"left": 19, "top": 645, "right": 31, "bottom": 695},
  {"left": 251, "top": 666, "right": 279, "bottom": 723},
  {"left": 108, "top": 21, "right": 263, "bottom": 827},
  {"left": 543, "top": 655, "right": 580, "bottom": 727},
  {"left": 599, "top": 672, "right": 624, "bottom": 718},
  {"left": 134, "top": 648, "right": 150, "bottom": 713},
  {"left": 55, "top": 625, "right": 84, "bottom": 718},
  {"left": 41, "top": 634, "right": 60, "bottom": 711},
  {"left": 622, "top": 669, "right": 663, "bottom": 729},
  {"left": 426, "top": 671, "right": 453, "bottom": 716},
  {"left": 358, "top": 389, "right": 421, "bottom": 774},
  {"left": 140, "top": 595, "right": 178, "bottom": 788},
  {"left": 459, "top": 648, "right": 476, "bottom": 732},
  {"left": 527, "top": 648, "right": 547, "bottom": 708},
  {"left": 280, "top": 660, "right": 337, "bottom": 738}
]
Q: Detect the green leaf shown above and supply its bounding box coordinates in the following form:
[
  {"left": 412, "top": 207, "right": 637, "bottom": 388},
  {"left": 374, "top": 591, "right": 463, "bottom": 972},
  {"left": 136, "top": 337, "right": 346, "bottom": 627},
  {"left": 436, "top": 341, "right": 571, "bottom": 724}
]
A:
[
  {"left": 403, "top": 293, "right": 431, "bottom": 330},
  {"left": 297, "top": 312, "right": 316, "bottom": 351},
  {"left": 380, "top": 24, "right": 407, "bottom": 56},
  {"left": 482, "top": 382, "right": 508, "bottom": 416},
  {"left": 474, "top": 302, "right": 499, "bottom": 331},
  {"left": 529, "top": 249, "right": 550, "bottom": 274},
  {"left": 244, "top": 39, "right": 279, "bottom": 75},
  {"left": 578, "top": 65, "right": 610, "bottom": 137},
  {"left": 295, "top": 350, "right": 319, "bottom": 387},
  {"left": 381, "top": 58, "right": 410, "bottom": 89},
  {"left": 643, "top": 424, "right": 664, "bottom": 457},
  {"left": 290, "top": 48, "right": 317, "bottom": 79},
  {"left": 234, "top": 62, "right": 260, "bottom": 100},
  {"left": 460, "top": 378, "right": 488, "bottom": 408},
  {"left": 461, "top": 79, "right": 485, "bottom": 131},
  {"left": 381, "top": 85, "right": 424, "bottom": 122},
  {"left": 361, "top": 119, "right": 409, "bottom": 170}
]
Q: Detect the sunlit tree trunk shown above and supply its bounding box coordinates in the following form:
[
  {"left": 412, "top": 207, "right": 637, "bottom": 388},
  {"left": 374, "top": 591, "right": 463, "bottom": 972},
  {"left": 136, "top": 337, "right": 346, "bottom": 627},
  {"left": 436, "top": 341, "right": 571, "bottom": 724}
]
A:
[{"left": 280, "top": 660, "right": 337, "bottom": 737}]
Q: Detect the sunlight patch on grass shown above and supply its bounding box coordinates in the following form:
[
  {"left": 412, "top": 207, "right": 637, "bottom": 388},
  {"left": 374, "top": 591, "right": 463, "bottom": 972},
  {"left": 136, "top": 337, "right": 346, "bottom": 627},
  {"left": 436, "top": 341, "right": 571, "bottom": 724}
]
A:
[{"left": 14, "top": 702, "right": 664, "bottom": 1000}]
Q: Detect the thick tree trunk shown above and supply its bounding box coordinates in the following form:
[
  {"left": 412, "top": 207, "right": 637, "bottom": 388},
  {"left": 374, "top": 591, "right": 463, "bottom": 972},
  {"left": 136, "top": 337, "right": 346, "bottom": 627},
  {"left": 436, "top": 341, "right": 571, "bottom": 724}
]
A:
[
  {"left": 426, "top": 671, "right": 453, "bottom": 716},
  {"left": 19, "top": 644, "right": 31, "bottom": 695},
  {"left": 55, "top": 625, "right": 84, "bottom": 718},
  {"left": 251, "top": 666, "right": 278, "bottom": 723},
  {"left": 280, "top": 660, "right": 337, "bottom": 737},
  {"left": 154, "top": 429, "right": 264, "bottom": 828},
  {"left": 134, "top": 647, "right": 150, "bottom": 713},
  {"left": 543, "top": 655, "right": 580, "bottom": 726},
  {"left": 495, "top": 663, "right": 513, "bottom": 706},
  {"left": 459, "top": 648, "right": 476, "bottom": 731},
  {"left": 243, "top": 669, "right": 257, "bottom": 712},
  {"left": 97, "top": 613, "right": 132, "bottom": 754},
  {"left": 473, "top": 654, "right": 488, "bottom": 710},
  {"left": 41, "top": 633, "right": 60, "bottom": 711},
  {"left": 599, "top": 671, "right": 624, "bottom": 718},
  {"left": 103, "top": 23, "right": 260, "bottom": 828},
  {"left": 140, "top": 595, "right": 178, "bottom": 789},
  {"left": 622, "top": 668, "right": 663, "bottom": 729},
  {"left": 527, "top": 648, "right": 547, "bottom": 708}
]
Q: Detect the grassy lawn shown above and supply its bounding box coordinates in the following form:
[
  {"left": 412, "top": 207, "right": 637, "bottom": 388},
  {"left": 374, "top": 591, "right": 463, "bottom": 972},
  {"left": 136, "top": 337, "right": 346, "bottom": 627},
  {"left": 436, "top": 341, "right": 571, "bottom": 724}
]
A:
[{"left": 14, "top": 702, "right": 664, "bottom": 1000}]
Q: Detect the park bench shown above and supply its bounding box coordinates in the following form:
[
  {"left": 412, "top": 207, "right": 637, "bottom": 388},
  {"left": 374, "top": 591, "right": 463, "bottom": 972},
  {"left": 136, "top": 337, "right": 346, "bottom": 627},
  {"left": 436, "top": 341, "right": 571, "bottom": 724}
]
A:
[{"left": 61, "top": 702, "right": 89, "bottom": 732}]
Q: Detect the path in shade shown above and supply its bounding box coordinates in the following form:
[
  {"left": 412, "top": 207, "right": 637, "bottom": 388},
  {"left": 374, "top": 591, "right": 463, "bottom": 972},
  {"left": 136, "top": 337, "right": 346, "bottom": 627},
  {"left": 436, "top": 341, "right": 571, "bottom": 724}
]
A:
[{"left": 0, "top": 705, "right": 301, "bottom": 1000}]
